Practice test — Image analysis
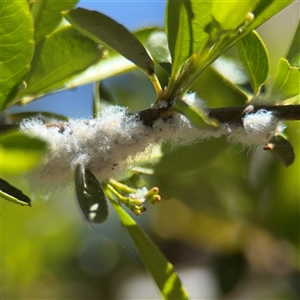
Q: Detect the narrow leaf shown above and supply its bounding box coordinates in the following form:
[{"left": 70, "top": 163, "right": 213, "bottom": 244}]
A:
[
  {"left": 166, "top": 0, "right": 213, "bottom": 79},
  {"left": 264, "top": 135, "right": 295, "bottom": 167},
  {"left": 286, "top": 21, "right": 300, "bottom": 67},
  {"left": 63, "top": 8, "right": 155, "bottom": 75},
  {"left": 0, "top": 0, "right": 34, "bottom": 111},
  {"left": 74, "top": 164, "right": 108, "bottom": 224},
  {"left": 17, "top": 26, "right": 103, "bottom": 104},
  {"left": 0, "top": 131, "right": 47, "bottom": 174},
  {"left": 109, "top": 198, "right": 189, "bottom": 300},
  {"left": 0, "top": 178, "right": 31, "bottom": 206},
  {"left": 31, "top": 0, "right": 78, "bottom": 43},
  {"left": 270, "top": 58, "right": 300, "bottom": 100},
  {"left": 237, "top": 31, "right": 269, "bottom": 95},
  {"left": 212, "top": 0, "right": 258, "bottom": 31},
  {"left": 9, "top": 112, "right": 69, "bottom": 123}
]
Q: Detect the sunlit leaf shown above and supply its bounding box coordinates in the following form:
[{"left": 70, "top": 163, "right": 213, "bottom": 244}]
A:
[
  {"left": 0, "top": 178, "right": 31, "bottom": 206},
  {"left": 31, "top": 0, "right": 78, "bottom": 43},
  {"left": 0, "top": 131, "right": 47, "bottom": 174},
  {"left": 109, "top": 196, "right": 189, "bottom": 300},
  {"left": 264, "top": 135, "right": 295, "bottom": 167},
  {"left": 212, "top": 0, "right": 258, "bottom": 31},
  {"left": 64, "top": 8, "right": 154, "bottom": 75},
  {"left": 270, "top": 58, "right": 300, "bottom": 100},
  {"left": 74, "top": 164, "right": 109, "bottom": 224},
  {"left": 16, "top": 26, "right": 103, "bottom": 104},
  {"left": 166, "top": 0, "right": 213, "bottom": 79},
  {"left": 237, "top": 31, "right": 269, "bottom": 95},
  {"left": 0, "top": 0, "right": 34, "bottom": 111}
]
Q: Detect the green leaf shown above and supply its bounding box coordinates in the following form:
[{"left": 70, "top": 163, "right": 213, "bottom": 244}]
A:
[
  {"left": 74, "top": 164, "right": 109, "bottom": 224},
  {"left": 16, "top": 26, "right": 103, "bottom": 104},
  {"left": 0, "top": 178, "right": 31, "bottom": 207},
  {"left": 8, "top": 111, "right": 69, "bottom": 123},
  {"left": 63, "top": 8, "right": 155, "bottom": 75},
  {"left": 31, "top": 0, "right": 78, "bottom": 43},
  {"left": 0, "top": 131, "right": 47, "bottom": 174},
  {"left": 286, "top": 21, "right": 300, "bottom": 67},
  {"left": 264, "top": 135, "right": 295, "bottom": 167},
  {"left": 174, "top": 99, "right": 218, "bottom": 128},
  {"left": 108, "top": 197, "right": 189, "bottom": 300},
  {"left": 270, "top": 58, "right": 300, "bottom": 100},
  {"left": 237, "top": 30, "right": 269, "bottom": 95},
  {"left": 141, "top": 136, "right": 228, "bottom": 175},
  {"left": 166, "top": 0, "right": 213, "bottom": 79},
  {"left": 0, "top": 0, "right": 34, "bottom": 111},
  {"left": 146, "top": 30, "right": 172, "bottom": 75},
  {"left": 212, "top": 0, "right": 258, "bottom": 31}
]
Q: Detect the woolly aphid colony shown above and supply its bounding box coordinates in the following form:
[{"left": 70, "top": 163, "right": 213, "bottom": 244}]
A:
[{"left": 21, "top": 93, "right": 283, "bottom": 192}]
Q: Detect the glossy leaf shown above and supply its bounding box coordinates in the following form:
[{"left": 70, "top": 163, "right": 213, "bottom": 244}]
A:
[
  {"left": 166, "top": 0, "right": 213, "bottom": 79},
  {"left": 237, "top": 31, "right": 269, "bottom": 95},
  {"left": 286, "top": 21, "right": 300, "bottom": 67},
  {"left": 64, "top": 8, "right": 155, "bottom": 75},
  {"left": 212, "top": 0, "right": 258, "bottom": 31},
  {"left": 264, "top": 135, "right": 295, "bottom": 167},
  {"left": 0, "top": 0, "right": 34, "bottom": 111},
  {"left": 270, "top": 58, "right": 300, "bottom": 100},
  {"left": 109, "top": 197, "right": 189, "bottom": 300},
  {"left": 0, "top": 178, "right": 31, "bottom": 206},
  {"left": 0, "top": 131, "right": 47, "bottom": 174},
  {"left": 17, "top": 26, "right": 103, "bottom": 104},
  {"left": 31, "top": 0, "right": 78, "bottom": 43},
  {"left": 74, "top": 164, "right": 108, "bottom": 224}
]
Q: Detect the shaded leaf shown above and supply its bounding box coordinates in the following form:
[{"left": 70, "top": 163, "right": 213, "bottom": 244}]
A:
[
  {"left": 109, "top": 196, "right": 189, "bottom": 300},
  {"left": 0, "top": 131, "right": 47, "bottom": 174},
  {"left": 166, "top": 0, "right": 213, "bottom": 79},
  {"left": 17, "top": 26, "right": 103, "bottom": 104},
  {"left": 264, "top": 135, "right": 295, "bottom": 167},
  {"left": 9, "top": 111, "right": 69, "bottom": 123},
  {"left": 212, "top": 0, "right": 258, "bottom": 31},
  {"left": 64, "top": 8, "right": 154, "bottom": 75},
  {"left": 270, "top": 58, "right": 300, "bottom": 100},
  {"left": 0, "top": 178, "right": 31, "bottom": 206},
  {"left": 74, "top": 164, "right": 108, "bottom": 224},
  {"left": 286, "top": 21, "right": 300, "bottom": 67},
  {"left": 237, "top": 31, "right": 269, "bottom": 95},
  {"left": 0, "top": 0, "right": 34, "bottom": 111},
  {"left": 31, "top": 0, "right": 78, "bottom": 43}
]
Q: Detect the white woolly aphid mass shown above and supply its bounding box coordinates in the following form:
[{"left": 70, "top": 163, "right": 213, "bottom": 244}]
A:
[{"left": 20, "top": 94, "right": 282, "bottom": 191}]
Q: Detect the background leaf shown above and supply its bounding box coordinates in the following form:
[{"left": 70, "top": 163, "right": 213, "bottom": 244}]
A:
[
  {"left": 109, "top": 197, "right": 189, "bottom": 300},
  {"left": 270, "top": 58, "right": 300, "bottom": 100},
  {"left": 74, "top": 164, "right": 109, "bottom": 224},
  {"left": 286, "top": 21, "right": 300, "bottom": 67},
  {"left": 0, "top": 0, "right": 34, "bottom": 111},
  {"left": 31, "top": 0, "right": 78, "bottom": 44},
  {"left": 17, "top": 26, "right": 103, "bottom": 104},
  {"left": 64, "top": 8, "right": 154, "bottom": 75},
  {"left": 0, "top": 178, "right": 31, "bottom": 206},
  {"left": 237, "top": 30, "right": 269, "bottom": 95},
  {"left": 0, "top": 131, "right": 47, "bottom": 174}
]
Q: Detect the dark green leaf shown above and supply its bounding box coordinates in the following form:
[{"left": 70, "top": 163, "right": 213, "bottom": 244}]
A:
[
  {"left": 237, "top": 30, "right": 269, "bottom": 95},
  {"left": 212, "top": 0, "right": 258, "bottom": 31},
  {"left": 270, "top": 58, "right": 300, "bottom": 100},
  {"left": 9, "top": 111, "right": 69, "bottom": 123},
  {"left": 0, "top": 0, "right": 34, "bottom": 111},
  {"left": 166, "top": 0, "right": 213, "bottom": 79},
  {"left": 74, "top": 164, "right": 108, "bottom": 224},
  {"left": 16, "top": 26, "right": 103, "bottom": 104},
  {"left": 0, "top": 131, "right": 47, "bottom": 174},
  {"left": 63, "top": 8, "right": 154, "bottom": 75},
  {"left": 264, "top": 135, "right": 295, "bottom": 167},
  {"left": 109, "top": 198, "right": 188, "bottom": 300},
  {"left": 286, "top": 21, "right": 300, "bottom": 67},
  {"left": 0, "top": 178, "right": 31, "bottom": 206},
  {"left": 31, "top": 0, "right": 78, "bottom": 43}
]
